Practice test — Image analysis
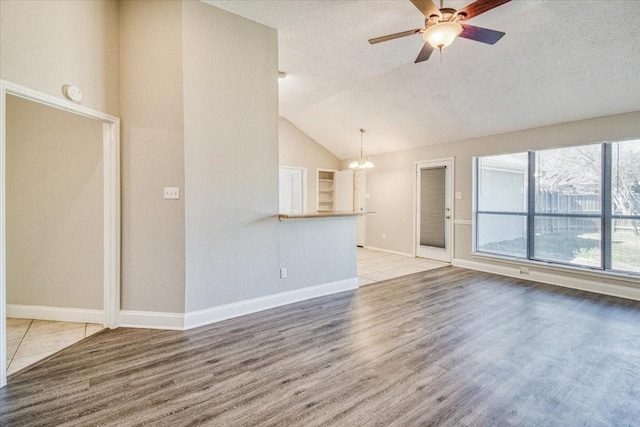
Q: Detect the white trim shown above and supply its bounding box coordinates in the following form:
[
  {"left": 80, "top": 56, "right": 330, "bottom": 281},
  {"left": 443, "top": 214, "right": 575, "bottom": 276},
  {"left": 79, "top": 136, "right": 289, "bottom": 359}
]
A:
[
  {"left": 471, "top": 252, "right": 640, "bottom": 284},
  {"left": 118, "top": 310, "right": 185, "bottom": 331},
  {"left": 453, "top": 219, "right": 472, "bottom": 225},
  {"left": 0, "top": 80, "right": 6, "bottom": 388},
  {"left": 2, "top": 82, "right": 118, "bottom": 122},
  {"left": 117, "top": 278, "right": 359, "bottom": 332},
  {"left": 6, "top": 305, "right": 104, "bottom": 324},
  {"left": 363, "top": 246, "right": 415, "bottom": 258},
  {"left": 452, "top": 258, "right": 640, "bottom": 302},
  {"left": 0, "top": 80, "right": 121, "bottom": 388},
  {"left": 185, "top": 278, "right": 358, "bottom": 330},
  {"left": 103, "top": 120, "right": 121, "bottom": 329}
]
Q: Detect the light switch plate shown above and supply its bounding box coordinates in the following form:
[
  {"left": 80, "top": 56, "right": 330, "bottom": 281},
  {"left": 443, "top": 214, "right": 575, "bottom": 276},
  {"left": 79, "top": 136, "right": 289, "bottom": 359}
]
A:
[{"left": 164, "top": 187, "right": 179, "bottom": 199}]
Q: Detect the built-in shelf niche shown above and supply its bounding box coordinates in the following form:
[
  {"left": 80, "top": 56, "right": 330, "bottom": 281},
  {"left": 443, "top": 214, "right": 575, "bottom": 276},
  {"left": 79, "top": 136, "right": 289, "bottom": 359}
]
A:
[{"left": 317, "top": 169, "right": 335, "bottom": 211}]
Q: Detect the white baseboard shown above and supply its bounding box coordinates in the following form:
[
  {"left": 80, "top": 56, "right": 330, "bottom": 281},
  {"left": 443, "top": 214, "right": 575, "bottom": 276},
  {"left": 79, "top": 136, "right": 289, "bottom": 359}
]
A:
[
  {"left": 116, "top": 278, "right": 359, "bottom": 331},
  {"left": 6, "top": 305, "right": 104, "bottom": 324},
  {"left": 118, "top": 310, "right": 185, "bottom": 330},
  {"left": 452, "top": 258, "right": 640, "bottom": 302},
  {"left": 363, "top": 246, "right": 414, "bottom": 258},
  {"left": 184, "top": 277, "right": 358, "bottom": 330}
]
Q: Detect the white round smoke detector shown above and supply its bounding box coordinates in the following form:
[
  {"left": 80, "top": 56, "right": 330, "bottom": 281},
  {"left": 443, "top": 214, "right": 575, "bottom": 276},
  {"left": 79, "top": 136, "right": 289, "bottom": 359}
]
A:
[{"left": 62, "top": 84, "right": 83, "bottom": 102}]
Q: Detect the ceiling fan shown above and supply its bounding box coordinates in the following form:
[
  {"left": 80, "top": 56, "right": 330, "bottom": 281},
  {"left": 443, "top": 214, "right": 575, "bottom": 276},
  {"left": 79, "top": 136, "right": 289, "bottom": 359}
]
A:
[{"left": 369, "top": 0, "right": 511, "bottom": 63}]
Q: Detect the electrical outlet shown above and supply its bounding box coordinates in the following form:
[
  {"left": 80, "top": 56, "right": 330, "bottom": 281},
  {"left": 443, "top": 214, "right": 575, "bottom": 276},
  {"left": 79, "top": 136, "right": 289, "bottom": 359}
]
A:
[
  {"left": 520, "top": 266, "right": 530, "bottom": 275},
  {"left": 382, "top": 233, "right": 386, "bottom": 240},
  {"left": 164, "top": 187, "right": 180, "bottom": 200},
  {"left": 280, "top": 268, "right": 287, "bottom": 279}
]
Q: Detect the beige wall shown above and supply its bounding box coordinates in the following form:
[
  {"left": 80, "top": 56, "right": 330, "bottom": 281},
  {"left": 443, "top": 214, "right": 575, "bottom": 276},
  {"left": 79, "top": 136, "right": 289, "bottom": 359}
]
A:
[
  {"left": 1, "top": 0, "right": 357, "bottom": 318},
  {"left": 183, "top": 1, "right": 281, "bottom": 311},
  {"left": 6, "top": 95, "right": 103, "bottom": 309},
  {"left": 183, "top": 2, "right": 357, "bottom": 311},
  {"left": 361, "top": 110, "right": 640, "bottom": 289},
  {"left": 0, "top": 0, "right": 120, "bottom": 116},
  {"left": 279, "top": 117, "right": 341, "bottom": 212},
  {"left": 119, "top": 0, "right": 185, "bottom": 312}
]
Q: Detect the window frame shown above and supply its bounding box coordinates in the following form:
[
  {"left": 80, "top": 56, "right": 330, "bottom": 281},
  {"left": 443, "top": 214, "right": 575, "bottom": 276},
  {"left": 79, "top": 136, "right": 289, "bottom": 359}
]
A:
[
  {"left": 474, "top": 154, "right": 528, "bottom": 259},
  {"left": 473, "top": 139, "right": 640, "bottom": 277}
]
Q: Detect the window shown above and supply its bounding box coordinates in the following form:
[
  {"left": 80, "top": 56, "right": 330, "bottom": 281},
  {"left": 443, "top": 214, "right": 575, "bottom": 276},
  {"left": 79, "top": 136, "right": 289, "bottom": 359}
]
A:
[
  {"left": 476, "top": 153, "right": 528, "bottom": 257},
  {"left": 474, "top": 139, "right": 640, "bottom": 275},
  {"left": 611, "top": 140, "right": 640, "bottom": 273},
  {"left": 534, "top": 145, "right": 601, "bottom": 267}
]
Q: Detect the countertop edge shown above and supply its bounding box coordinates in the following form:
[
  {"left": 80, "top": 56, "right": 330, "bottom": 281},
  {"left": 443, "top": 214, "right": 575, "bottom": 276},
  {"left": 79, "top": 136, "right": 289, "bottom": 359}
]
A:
[{"left": 278, "top": 211, "right": 376, "bottom": 221}]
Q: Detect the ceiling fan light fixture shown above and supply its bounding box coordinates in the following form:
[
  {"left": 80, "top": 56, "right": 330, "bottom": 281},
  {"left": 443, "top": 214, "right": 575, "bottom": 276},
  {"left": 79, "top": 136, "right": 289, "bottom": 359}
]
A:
[{"left": 423, "top": 21, "right": 463, "bottom": 50}]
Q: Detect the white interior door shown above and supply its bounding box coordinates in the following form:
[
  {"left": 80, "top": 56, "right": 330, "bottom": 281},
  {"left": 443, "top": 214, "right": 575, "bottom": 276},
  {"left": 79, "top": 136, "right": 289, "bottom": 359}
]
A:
[
  {"left": 416, "top": 159, "right": 453, "bottom": 262},
  {"left": 279, "top": 167, "right": 306, "bottom": 214},
  {"left": 334, "top": 170, "right": 354, "bottom": 212},
  {"left": 354, "top": 170, "right": 366, "bottom": 246}
]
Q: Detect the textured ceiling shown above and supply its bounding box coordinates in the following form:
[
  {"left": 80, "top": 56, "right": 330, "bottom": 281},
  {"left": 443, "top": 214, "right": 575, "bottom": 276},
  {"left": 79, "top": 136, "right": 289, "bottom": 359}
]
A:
[{"left": 205, "top": 0, "right": 640, "bottom": 160}]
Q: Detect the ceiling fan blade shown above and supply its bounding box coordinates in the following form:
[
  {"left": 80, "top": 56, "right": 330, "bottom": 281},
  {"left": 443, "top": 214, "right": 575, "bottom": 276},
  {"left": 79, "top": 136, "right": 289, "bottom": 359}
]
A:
[
  {"left": 459, "top": 23, "right": 505, "bottom": 45},
  {"left": 369, "top": 28, "right": 423, "bottom": 44},
  {"left": 410, "top": 0, "right": 441, "bottom": 18},
  {"left": 457, "top": 0, "right": 510, "bottom": 20},
  {"left": 415, "top": 42, "right": 435, "bottom": 63}
]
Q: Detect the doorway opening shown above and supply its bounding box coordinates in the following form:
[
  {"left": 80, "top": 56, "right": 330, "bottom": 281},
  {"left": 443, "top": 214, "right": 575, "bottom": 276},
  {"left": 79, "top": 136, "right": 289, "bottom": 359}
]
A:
[
  {"left": 0, "top": 81, "right": 120, "bottom": 387},
  {"left": 415, "top": 158, "right": 454, "bottom": 263}
]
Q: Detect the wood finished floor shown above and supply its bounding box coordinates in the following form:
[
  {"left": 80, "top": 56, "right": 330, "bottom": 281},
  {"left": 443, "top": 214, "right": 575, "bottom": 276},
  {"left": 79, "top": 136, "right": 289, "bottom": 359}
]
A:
[{"left": 2, "top": 267, "right": 640, "bottom": 426}]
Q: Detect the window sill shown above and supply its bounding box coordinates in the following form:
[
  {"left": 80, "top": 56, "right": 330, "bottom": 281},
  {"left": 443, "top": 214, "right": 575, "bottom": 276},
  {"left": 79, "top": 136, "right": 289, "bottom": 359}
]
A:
[{"left": 471, "top": 252, "right": 640, "bottom": 284}]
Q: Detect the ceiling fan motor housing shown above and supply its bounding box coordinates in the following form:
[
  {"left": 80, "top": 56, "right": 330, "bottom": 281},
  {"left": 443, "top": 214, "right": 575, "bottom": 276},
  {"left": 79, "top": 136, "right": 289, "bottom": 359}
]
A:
[{"left": 427, "top": 7, "right": 466, "bottom": 27}]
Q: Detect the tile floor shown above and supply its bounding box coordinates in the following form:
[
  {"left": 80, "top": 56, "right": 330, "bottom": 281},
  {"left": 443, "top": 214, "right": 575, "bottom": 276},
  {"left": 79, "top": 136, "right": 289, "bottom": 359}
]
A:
[
  {"left": 6, "top": 318, "right": 103, "bottom": 376},
  {"left": 357, "top": 247, "right": 448, "bottom": 286}
]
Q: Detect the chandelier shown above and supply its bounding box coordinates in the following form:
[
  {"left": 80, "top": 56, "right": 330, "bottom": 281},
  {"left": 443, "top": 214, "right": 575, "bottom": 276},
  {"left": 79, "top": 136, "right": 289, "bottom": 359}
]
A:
[{"left": 348, "top": 129, "right": 374, "bottom": 169}]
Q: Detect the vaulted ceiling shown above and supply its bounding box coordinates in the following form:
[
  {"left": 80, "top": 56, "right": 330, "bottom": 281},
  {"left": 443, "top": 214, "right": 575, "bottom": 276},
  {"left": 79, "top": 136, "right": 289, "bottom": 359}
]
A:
[{"left": 206, "top": 1, "right": 640, "bottom": 160}]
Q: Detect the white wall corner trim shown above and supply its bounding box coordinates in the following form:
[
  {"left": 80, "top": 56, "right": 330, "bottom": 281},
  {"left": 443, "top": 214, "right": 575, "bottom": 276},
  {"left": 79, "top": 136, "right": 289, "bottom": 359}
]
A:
[
  {"left": 184, "top": 278, "right": 358, "bottom": 330},
  {"left": 118, "top": 310, "right": 185, "bottom": 331},
  {"left": 452, "top": 258, "right": 640, "bottom": 302},
  {"left": 6, "top": 305, "right": 104, "bottom": 324}
]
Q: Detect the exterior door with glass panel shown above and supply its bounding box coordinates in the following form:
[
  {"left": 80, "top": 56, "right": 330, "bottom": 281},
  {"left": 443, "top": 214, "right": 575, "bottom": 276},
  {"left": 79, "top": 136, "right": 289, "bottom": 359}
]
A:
[{"left": 416, "top": 159, "right": 453, "bottom": 262}]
